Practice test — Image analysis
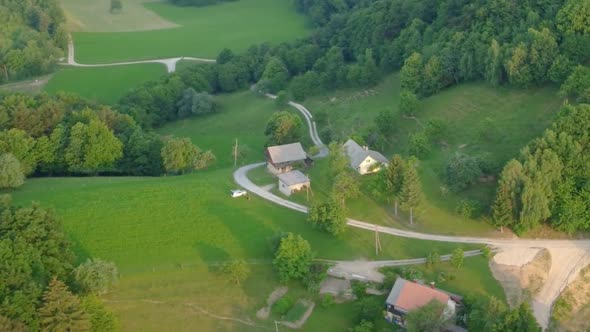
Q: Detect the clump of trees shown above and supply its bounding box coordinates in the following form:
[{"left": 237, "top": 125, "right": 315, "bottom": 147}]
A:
[
  {"left": 308, "top": 198, "right": 346, "bottom": 235},
  {"left": 264, "top": 111, "right": 303, "bottom": 146},
  {"left": 273, "top": 233, "right": 313, "bottom": 282},
  {"left": 463, "top": 296, "right": 540, "bottom": 331},
  {"left": 0, "top": 0, "right": 67, "bottom": 83},
  {"left": 492, "top": 103, "right": 590, "bottom": 234},
  {"left": 0, "top": 195, "right": 118, "bottom": 330}
]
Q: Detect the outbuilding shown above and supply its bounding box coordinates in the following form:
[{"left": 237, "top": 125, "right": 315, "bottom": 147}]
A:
[
  {"left": 277, "top": 170, "right": 310, "bottom": 196},
  {"left": 265, "top": 142, "right": 309, "bottom": 174}
]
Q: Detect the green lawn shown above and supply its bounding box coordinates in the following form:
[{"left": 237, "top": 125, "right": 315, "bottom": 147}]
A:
[
  {"left": 302, "top": 74, "right": 562, "bottom": 235},
  {"left": 157, "top": 91, "right": 275, "bottom": 169},
  {"left": 44, "top": 64, "right": 166, "bottom": 104},
  {"left": 72, "top": 0, "right": 311, "bottom": 63}
]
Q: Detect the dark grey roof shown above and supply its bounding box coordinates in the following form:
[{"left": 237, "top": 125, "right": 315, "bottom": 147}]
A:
[
  {"left": 343, "top": 139, "right": 389, "bottom": 168},
  {"left": 266, "top": 142, "right": 307, "bottom": 164},
  {"left": 277, "top": 170, "right": 309, "bottom": 186},
  {"left": 386, "top": 277, "right": 406, "bottom": 306}
]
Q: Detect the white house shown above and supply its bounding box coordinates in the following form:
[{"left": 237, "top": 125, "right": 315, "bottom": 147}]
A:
[
  {"left": 343, "top": 139, "right": 389, "bottom": 175},
  {"left": 265, "top": 142, "right": 308, "bottom": 174},
  {"left": 277, "top": 170, "right": 310, "bottom": 196}
]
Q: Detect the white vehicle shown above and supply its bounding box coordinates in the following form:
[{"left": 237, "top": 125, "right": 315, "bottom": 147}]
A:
[{"left": 230, "top": 189, "right": 248, "bottom": 198}]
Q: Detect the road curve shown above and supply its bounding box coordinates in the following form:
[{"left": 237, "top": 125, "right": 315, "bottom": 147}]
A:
[{"left": 62, "top": 36, "right": 215, "bottom": 73}]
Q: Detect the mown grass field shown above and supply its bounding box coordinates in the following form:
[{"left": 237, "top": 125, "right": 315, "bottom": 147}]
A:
[
  {"left": 302, "top": 74, "right": 562, "bottom": 235},
  {"left": 71, "top": 0, "right": 311, "bottom": 63},
  {"left": 44, "top": 64, "right": 166, "bottom": 104},
  {"left": 60, "top": 0, "right": 178, "bottom": 32}
]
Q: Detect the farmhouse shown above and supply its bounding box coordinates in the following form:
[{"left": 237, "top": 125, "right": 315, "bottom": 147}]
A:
[
  {"left": 343, "top": 139, "right": 389, "bottom": 175},
  {"left": 265, "top": 142, "right": 308, "bottom": 174},
  {"left": 277, "top": 170, "right": 310, "bottom": 196},
  {"left": 384, "top": 278, "right": 459, "bottom": 326}
]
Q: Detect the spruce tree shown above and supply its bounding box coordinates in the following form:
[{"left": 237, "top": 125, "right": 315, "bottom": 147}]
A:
[
  {"left": 38, "top": 278, "right": 90, "bottom": 332},
  {"left": 492, "top": 182, "right": 514, "bottom": 232},
  {"left": 399, "top": 164, "right": 423, "bottom": 224},
  {"left": 385, "top": 154, "right": 405, "bottom": 216}
]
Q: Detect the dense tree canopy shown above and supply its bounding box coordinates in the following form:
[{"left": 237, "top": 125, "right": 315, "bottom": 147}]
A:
[
  {"left": 0, "top": 0, "right": 66, "bottom": 83},
  {"left": 273, "top": 233, "right": 313, "bottom": 282}
]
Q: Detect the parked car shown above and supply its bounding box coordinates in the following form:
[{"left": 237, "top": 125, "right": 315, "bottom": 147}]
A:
[{"left": 230, "top": 189, "right": 247, "bottom": 198}]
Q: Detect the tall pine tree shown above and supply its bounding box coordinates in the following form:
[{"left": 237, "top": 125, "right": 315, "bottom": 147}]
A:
[
  {"left": 38, "top": 278, "right": 90, "bottom": 332},
  {"left": 492, "top": 182, "right": 514, "bottom": 232},
  {"left": 399, "top": 164, "right": 423, "bottom": 224},
  {"left": 385, "top": 154, "right": 405, "bottom": 216}
]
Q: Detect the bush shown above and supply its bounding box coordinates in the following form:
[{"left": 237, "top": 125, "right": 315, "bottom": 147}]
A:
[
  {"left": 456, "top": 199, "right": 480, "bottom": 218},
  {"left": 426, "top": 251, "right": 441, "bottom": 269},
  {"left": 303, "top": 263, "right": 328, "bottom": 294},
  {"left": 445, "top": 153, "right": 482, "bottom": 192},
  {"left": 321, "top": 294, "right": 334, "bottom": 308},
  {"left": 273, "top": 295, "right": 295, "bottom": 316},
  {"left": 408, "top": 131, "right": 431, "bottom": 158},
  {"left": 351, "top": 280, "right": 368, "bottom": 299},
  {"left": 425, "top": 119, "right": 448, "bottom": 143}
]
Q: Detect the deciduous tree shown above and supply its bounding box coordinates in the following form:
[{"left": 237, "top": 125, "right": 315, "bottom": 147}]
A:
[
  {"left": 222, "top": 259, "right": 250, "bottom": 285},
  {"left": 0, "top": 153, "right": 24, "bottom": 188},
  {"left": 405, "top": 299, "right": 452, "bottom": 332},
  {"left": 264, "top": 111, "right": 303, "bottom": 145},
  {"left": 74, "top": 259, "right": 118, "bottom": 295},
  {"left": 273, "top": 233, "right": 313, "bottom": 282}
]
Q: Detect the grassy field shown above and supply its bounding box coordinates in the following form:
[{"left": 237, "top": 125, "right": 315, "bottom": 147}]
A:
[
  {"left": 302, "top": 74, "right": 562, "bottom": 235},
  {"left": 60, "top": 0, "right": 178, "bottom": 32},
  {"left": 44, "top": 64, "right": 166, "bottom": 104},
  {"left": 71, "top": 0, "right": 311, "bottom": 63},
  {"left": 8, "top": 89, "right": 503, "bottom": 330}
]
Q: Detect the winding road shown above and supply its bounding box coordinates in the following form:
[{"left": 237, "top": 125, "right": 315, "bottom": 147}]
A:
[
  {"left": 233, "top": 93, "right": 590, "bottom": 329},
  {"left": 62, "top": 36, "right": 215, "bottom": 73}
]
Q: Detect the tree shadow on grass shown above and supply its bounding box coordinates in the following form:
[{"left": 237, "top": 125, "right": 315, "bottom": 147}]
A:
[
  {"left": 194, "top": 241, "right": 231, "bottom": 273},
  {"left": 68, "top": 234, "right": 92, "bottom": 265}
]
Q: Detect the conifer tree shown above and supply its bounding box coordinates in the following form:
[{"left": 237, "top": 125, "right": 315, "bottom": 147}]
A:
[
  {"left": 399, "top": 164, "right": 423, "bottom": 224},
  {"left": 38, "top": 278, "right": 90, "bottom": 332},
  {"left": 492, "top": 182, "right": 514, "bottom": 232},
  {"left": 385, "top": 155, "right": 405, "bottom": 216}
]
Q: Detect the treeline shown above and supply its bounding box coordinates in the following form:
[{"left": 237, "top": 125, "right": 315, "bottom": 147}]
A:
[
  {"left": 167, "top": 0, "right": 237, "bottom": 6},
  {"left": 0, "top": 196, "right": 118, "bottom": 331},
  {"left": 0, "top": 0, "right": 67, "bottom": 83},
  {"left": 492, "top": 103, "right": 590, "bottom": 235},
  {"left": 0, "top": 93, "right": 215, "bottom": 189}
]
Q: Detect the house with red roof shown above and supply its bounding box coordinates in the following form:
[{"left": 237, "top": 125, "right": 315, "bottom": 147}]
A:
[{"left": 384, "top": 277, "right": 461, "bottom": 326}]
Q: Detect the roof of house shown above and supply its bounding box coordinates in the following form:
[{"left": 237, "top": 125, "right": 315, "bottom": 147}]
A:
[
  {"left": 266, "top": 142, "right": 307, "bottom": 165},
  {"left": 343, "top": 139, "right": 389, "bottom": 168},
  {"left": 386, "top": 278, "right": 451, "bottom": 312},
  {"left": 277, "top": 170, "right": 309, "bottom": 186}
]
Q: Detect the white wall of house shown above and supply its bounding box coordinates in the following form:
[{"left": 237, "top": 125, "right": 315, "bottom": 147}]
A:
[
  {"left": 356, "top": 156, "right": 382, "bottom": 175},
  {"left": 278, "top": 180, "right": 309, "bottom": 196}
]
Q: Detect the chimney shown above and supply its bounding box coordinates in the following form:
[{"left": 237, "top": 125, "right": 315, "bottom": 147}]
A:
[{"left": 430, "top": 282, "right": 435, "bottom": 289}]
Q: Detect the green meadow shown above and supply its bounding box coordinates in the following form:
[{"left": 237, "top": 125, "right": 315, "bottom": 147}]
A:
[
  {"left": 71, "top": 0, "right": 311, "bottom": 63},
  {"left": 44, "top": 64, "right": 166, "bottom": 104},
  {"left": 301, "top": 74, "right": 561, "bottom": 235}
]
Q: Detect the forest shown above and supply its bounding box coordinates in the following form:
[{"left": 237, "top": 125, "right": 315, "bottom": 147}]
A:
[{"left": 0, "top": 0, "right": 67, "bottom": 83}]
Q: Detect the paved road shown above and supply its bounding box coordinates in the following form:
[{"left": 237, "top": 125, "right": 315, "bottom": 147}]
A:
[
  {"left": 62, "top": 36, "right": 215, "bottom": 73},
  {"left": 235, "top": 93, "right": 590, "bottom": 330}
]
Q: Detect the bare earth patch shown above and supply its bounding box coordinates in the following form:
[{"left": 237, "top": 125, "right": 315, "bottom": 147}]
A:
[
  {"left": 0, "top": 75, "right": 52, "bottom": 94},
  {"left": 489, "top": 248, "right": 550, "bottom": 307}
]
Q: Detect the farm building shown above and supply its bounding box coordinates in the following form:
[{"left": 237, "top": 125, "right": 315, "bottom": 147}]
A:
[
  {"left": 343, "top": 139, "right": 388, "bottom": 175},
  {"left": 277, "top": 170, "right": 310, "bottom": 196},
  {"left": 265, "top": 142, "right": 309, "bottom": 174},
  {"left": 384, "top": 278, "right": 460, "bottom": 326}
]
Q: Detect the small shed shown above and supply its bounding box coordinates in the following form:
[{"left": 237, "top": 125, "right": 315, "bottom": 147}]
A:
[
  {"left": 265, "top": 142, "right": 308, "bottom": 174},
  {"left": 343, "top": 139, "right": 389, "bottom": 175},
  {"left": 277, "top": 170, "right": 310, "bottom": 196}
]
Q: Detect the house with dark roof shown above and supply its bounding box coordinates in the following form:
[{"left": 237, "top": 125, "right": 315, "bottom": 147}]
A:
[
  {"left": 385, "top": 278, "right": 459, "bottom": 326},
  {"left": 265, "top": 142, "right": 308, "bottom": 174},
  {"left": 343, "top": 139, "right": 389, "bottom": 175},
  {"left": 277, "top": 170, "right": 310, "bottom": 196}
]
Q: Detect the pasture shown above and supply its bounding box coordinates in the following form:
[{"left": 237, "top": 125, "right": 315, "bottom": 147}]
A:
[
  {"left": 71, "top": 0, "right": 311, "bottom": 63},
  {"left": 302, "top": 74, "right": 562, "bottom": 235},
  {"left": 44, "top": 64, "right": 166, "bottom": 104},
  {"left": 60, "top": 0, "right": 178, "bottom": 32}
]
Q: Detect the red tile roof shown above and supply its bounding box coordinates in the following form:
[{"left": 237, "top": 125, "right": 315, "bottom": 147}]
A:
[{"left": 391, "top": 279, "right": 450, "bottom": 311}]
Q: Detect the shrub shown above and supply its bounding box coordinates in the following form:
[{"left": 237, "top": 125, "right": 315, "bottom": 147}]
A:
[
  {"left": 272, "top": 295, "right": 295, "bottom": 316},
  {"left": 321, "top": 294, "right": 334, "bottom": 308},
  {"left": 425, "top": 119, "right": 448, "bottom": 143},
  {"left": 408, "top": 131, "right": 431, "bottom": 158},
  {"left": 445, "top": 153, "right": 482, "bottom": 192},
  {"left": 456, "top": 199, "right": 480, "bottom": 218}
]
